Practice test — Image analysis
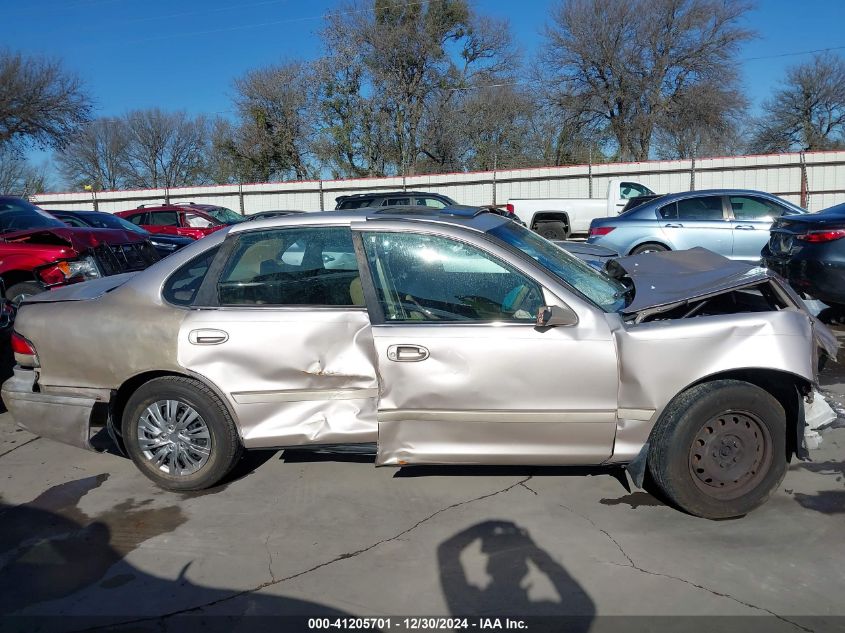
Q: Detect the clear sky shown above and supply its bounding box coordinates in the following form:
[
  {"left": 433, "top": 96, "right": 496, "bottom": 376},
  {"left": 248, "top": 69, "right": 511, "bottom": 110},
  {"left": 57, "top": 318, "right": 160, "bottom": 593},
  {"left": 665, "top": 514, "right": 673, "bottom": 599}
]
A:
[{"left": 5, "top": 0, "right": 845, "bottom": 169}]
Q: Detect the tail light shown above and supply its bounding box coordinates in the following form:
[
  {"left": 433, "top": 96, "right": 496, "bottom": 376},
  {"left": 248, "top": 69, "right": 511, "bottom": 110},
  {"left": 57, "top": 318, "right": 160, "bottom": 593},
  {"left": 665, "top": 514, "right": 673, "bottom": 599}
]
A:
[
  {"left": 11, "top": 332, "right": 38, "bottom": 367},
  {"left": 796, "top": 229, "right": 845, "bottom": 243},
  {"left": 505, "top": 204, "right": 515, "bottom": 214},
  {"left": 589, "top": 226, "right": 615, "bottom": 237}
]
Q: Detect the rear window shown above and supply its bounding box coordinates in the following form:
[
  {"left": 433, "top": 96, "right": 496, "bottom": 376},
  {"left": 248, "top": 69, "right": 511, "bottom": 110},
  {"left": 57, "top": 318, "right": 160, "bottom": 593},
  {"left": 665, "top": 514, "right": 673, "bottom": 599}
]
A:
[{"left": 163, "top": 247, "right": 219, "bottom": 306}]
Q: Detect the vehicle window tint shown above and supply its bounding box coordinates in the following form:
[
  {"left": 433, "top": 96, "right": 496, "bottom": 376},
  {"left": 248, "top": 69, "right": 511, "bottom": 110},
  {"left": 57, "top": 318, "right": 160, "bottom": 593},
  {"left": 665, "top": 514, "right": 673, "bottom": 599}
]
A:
[
  {"left": 148, "top": 211, "right": 178, "bottom": 226},
  {"left": 385, "top": 197, "right": 411, "bottom": 206},
  {"left": 163, "top": 247, "right": 219, "bottom": 306},
  {"left": 127, "top": 213, "right": 147, "bottom": 225},
  {"left": 338, "top": 198, "right": 373, "bottom": 209},
  {"left": 217, "top": 227, "right": 361, "bottom": 306},
  {"left": 658, "top": 202, "right": 677, "bottom": 219},
  {"left": 619, "top": 182, "right": 654, "bottom": 199},
  {"left": 675, "top": 197, "right": 724, "bottom": 221},
  {"left": 362, "top": 232, "right": 544, "bottom": 322},
  {"left": 185, "top": 212, "right": 214, "bottom": 228},
  {"left": 729, "top": 196, "right": 785, "bottom": 221},
  {"left": 60, "top": 216, "right": 87, "bottom": 227},
  {"left": 417, "top": 197, "right": 447, "bottom": 209}
]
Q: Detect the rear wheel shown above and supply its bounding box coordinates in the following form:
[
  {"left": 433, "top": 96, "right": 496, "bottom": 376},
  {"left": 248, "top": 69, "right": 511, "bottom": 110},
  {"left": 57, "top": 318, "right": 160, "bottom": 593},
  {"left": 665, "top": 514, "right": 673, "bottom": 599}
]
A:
[
  {"left": 629, "top": 242, "right": 668, "bottom": 255},
  {"left": 534, "top": 221, "right": 569, "bottom": 240},
  {"left": 123, "top": 376, "right": 243, "bottom": 491},
  {"left": 6, "top": 281, "right": 44, "bottom": 305},
  {"left": 647, "top": 380, "right": 787, "bottom": 519}
]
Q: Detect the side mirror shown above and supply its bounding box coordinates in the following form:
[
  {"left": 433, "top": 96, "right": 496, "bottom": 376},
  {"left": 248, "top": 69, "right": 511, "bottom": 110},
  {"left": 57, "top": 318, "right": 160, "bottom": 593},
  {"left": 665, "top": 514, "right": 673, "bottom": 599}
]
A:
[{"left": 536, "top": 305, "right": 578, "bottom": 328}]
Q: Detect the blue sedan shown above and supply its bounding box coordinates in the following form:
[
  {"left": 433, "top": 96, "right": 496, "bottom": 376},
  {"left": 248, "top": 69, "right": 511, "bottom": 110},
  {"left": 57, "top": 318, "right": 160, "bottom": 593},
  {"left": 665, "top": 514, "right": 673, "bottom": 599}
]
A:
[{"left": 587, "top": 189, "right": 806, "bottom": 261}]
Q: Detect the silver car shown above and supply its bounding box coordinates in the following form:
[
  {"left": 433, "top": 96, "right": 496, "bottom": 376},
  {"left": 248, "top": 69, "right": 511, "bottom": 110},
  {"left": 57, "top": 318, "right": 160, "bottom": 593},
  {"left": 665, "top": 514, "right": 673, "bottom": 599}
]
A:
[
  {"left": 2, "top": 207, "right": 836, "bottom": 519},
  {"left": 587, "top": 189, "right": 806, "bottom": 260}
]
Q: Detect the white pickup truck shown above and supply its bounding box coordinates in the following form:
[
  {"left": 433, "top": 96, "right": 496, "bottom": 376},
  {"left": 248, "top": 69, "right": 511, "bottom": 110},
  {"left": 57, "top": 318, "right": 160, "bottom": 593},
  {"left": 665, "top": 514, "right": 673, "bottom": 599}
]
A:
[{"left": 506, "top": 179, "right": 655, "bottom": 239}]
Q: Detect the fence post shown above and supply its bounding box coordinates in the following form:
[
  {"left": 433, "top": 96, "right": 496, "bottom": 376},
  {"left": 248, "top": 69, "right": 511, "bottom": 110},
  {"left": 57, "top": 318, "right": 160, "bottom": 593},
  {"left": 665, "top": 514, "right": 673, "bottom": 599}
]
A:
[
  {"left": 319, "top": 180, "right": 325, "bottom": 211},
  {"left": 492, "top": 153, "right": 497, "bottom": 206},
  {"left": 238, "top": 182, "right": 245, "bottom": 215},
  {"left": 164, "top": 186, "right": 170, "bottom": 205},
  {"left": 690, "top": 152, "right": 696, "bottom": 191},
  {"left": 588, "top": 146, "right": 593, "bottom": 198},
  {"left": 799, "top": 151, "right": 809, "bottom": 209}
]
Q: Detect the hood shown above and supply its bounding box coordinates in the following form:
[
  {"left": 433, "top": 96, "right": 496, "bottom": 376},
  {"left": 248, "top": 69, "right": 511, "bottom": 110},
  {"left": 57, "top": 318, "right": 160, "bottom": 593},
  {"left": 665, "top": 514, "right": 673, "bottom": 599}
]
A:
[
  {"left": 606, "top": 247, "right": 838, "bottom": 359},
  {"left": 22, "top": 272, "right": 137, "bottom": 304},
  {"left": 607, "top": 247, "right": 776, "bottom": 315},
  {"left": 2, "top": 226, "right": 145, "bottom": 250}
]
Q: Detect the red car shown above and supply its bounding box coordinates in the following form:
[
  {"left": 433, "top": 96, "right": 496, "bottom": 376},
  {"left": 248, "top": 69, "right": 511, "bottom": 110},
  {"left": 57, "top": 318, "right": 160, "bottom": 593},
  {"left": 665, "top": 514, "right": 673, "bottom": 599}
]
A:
[
  {"left": 116, "top": 203, "right": 245, "bottom": 240},
  {"left": 0, "top": 196, "right": 160, "bottom": 303}
]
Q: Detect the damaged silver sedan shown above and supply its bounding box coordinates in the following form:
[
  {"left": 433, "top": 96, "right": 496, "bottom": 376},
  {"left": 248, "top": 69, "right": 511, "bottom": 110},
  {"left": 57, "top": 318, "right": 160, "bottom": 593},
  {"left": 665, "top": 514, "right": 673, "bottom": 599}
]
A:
[{"left": 2, "top": 207, "right": 836, "bottom": 519}]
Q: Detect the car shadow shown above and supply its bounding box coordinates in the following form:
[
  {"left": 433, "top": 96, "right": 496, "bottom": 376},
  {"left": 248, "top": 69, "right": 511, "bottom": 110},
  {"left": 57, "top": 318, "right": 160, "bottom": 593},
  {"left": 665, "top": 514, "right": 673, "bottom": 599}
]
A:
[
  {"left": 0, "top": 477, "right": 363, "bottom": 632},
  {"left": 437, "top": 520, "right": 595, "bottom": 629}
]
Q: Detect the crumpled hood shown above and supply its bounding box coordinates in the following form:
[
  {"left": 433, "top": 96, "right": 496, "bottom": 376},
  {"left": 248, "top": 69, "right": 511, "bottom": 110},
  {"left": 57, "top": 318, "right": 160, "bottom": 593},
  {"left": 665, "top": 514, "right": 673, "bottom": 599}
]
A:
[
  {"left": 607, "top": 247, "right": 773, "bottom": 314},
  {"left": 2, "top": 226, "right": 144, "bottom": 250},
  {"left": 607, "top": 247, "right": 838, "bottom": 359}
]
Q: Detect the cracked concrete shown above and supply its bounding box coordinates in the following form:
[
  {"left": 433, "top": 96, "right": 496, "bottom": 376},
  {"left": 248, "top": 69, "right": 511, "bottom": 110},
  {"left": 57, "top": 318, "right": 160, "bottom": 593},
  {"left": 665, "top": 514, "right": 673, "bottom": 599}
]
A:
[{"left": 2, "top": 412, "right": 845, "bottom": 630}]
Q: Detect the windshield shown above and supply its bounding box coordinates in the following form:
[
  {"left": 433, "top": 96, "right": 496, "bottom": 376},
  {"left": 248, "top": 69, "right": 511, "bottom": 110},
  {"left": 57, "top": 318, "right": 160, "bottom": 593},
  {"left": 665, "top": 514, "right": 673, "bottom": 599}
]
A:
[
  {"left": 204, "top": 206, "right": 244, "bottom": 224},
  {"left": 78, "top": 212, "right": 150, "bottom": 234},
  {"left": 488, "top": 221, "right": 628, "bottom": 312},
  {"left": 0, "top": 199, "right": 66, "bottom": 233}
]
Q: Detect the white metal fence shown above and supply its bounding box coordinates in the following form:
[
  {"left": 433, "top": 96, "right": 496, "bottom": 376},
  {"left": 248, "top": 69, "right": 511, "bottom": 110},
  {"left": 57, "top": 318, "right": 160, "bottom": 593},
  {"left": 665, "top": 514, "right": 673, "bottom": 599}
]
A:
[{"left": 30, "top": 150, "right": 845, "bottom": 215}]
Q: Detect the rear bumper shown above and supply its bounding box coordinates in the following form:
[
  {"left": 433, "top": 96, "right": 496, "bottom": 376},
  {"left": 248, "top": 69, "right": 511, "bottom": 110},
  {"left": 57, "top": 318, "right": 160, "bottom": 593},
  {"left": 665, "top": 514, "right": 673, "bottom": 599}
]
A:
[
  {"left": 2, "top": 368, "right": 97, "bottom": 450},
  {"left": 763, "top": 254, "right": 845, "bottom": 306}
]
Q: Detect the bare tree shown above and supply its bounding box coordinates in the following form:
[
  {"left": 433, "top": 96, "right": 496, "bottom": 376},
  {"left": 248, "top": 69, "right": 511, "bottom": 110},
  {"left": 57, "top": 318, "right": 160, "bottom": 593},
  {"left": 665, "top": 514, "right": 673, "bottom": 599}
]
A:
[
  {"left": 654, "top": 80, "right": 747, "bottom": 159},
  {"left": 0, "top": 148, "right": 49, "bottom": 196},
  {"left": 229, "top": 62, "right": 314, "bottom": 182},
  {"left": 55, "top": 117, "right": 130, "bottom": 191},
  {"left": 123, "top": 109, "right": 210, "bottom": 189},
  {"left": 0, "top": 49, "right": 91, "bottom": 152},
  {"left": 751, "top": 53, "right": 845, "bottom": 153},
  {"left": 539, "top": 0, "right": 753, "bottom": 161}
]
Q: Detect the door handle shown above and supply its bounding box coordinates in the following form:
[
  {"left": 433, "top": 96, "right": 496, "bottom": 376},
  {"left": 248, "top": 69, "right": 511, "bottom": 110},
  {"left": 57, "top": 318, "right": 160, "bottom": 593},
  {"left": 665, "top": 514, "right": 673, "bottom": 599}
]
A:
[
  {"left": 735, "top": 224, "right": 755, "bottom": 230},
  {"left": 387, "top": 344, "right": 430, "bottom": 362},
  {"left": 189, "top": 329, "right": 229, "bottom": 345},
  {"left": 664, "top": 223, "right": 684, "bottom": 228}
]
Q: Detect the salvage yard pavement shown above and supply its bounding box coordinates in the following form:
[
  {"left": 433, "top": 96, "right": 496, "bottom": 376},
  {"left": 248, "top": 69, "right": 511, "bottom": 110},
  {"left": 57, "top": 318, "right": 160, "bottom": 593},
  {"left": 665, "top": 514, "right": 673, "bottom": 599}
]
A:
[{"left": 1, "top": 352, "right": 844, "bottom": 631}]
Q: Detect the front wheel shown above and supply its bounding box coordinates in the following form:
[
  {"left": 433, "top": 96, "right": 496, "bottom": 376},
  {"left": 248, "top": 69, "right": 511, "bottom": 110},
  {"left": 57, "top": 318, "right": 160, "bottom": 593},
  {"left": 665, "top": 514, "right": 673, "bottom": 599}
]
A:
[
  {"left": 647, "top": 380, "right": 787, "bottom": 519},
  {"left": 123, "top": 376, "right": 243, "bottom": 491},
  {"left": 6, "top": 281, "right": 44, "bottom": 305}
]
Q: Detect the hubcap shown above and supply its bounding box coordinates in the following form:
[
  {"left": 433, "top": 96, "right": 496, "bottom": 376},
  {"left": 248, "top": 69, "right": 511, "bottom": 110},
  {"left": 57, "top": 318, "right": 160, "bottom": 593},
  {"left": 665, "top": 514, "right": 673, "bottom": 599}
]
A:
[
  {"left": 137, "top": 400, "right": 211, "bottom": 476},
  {"left": 688, "top": 410, "right": 771, "bottom": 500}
]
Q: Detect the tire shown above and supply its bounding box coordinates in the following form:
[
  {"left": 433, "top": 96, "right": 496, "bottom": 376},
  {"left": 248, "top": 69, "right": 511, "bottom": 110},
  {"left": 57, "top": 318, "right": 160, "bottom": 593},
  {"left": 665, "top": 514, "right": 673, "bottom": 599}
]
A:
[
  {"left": 535, "top": 221, "right": 569, "bottom": 240},
  {"left": 629, "top": 242, "right": 668, "bottom": 255},
  {"left": 6, "top": 281, "right": 44, "bottom": 305},
  {"left": 123, "top": 376, "right": 243, "bottom": 491},
  {"left": 647, "top": 379, "right": 787, "bottom": 519}
]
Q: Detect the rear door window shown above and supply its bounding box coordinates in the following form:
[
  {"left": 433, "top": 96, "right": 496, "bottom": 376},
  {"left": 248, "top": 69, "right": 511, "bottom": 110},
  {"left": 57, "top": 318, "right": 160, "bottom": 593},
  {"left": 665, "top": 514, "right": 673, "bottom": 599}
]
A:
[
  {"left": 127, "top": 212, "right": 148, "bottom": 225},
  {"left": 148, "top": 211, "right": 179, "bottom": 226},
  {"left": 163, "top": 247, "right": 220, "bottom": 306},
  {"left": 671, "top": 196, "right": 725, "bottom": 221},
  {"left": 216, "top": 227, "right": 362, "bottom": 306}
]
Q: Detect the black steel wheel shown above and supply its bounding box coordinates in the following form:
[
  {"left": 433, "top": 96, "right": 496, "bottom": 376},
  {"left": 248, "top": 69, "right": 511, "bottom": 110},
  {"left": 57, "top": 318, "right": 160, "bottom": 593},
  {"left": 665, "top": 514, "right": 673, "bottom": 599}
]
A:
[{"left": 647, "top": 379, "right": 787, "bottom": 519}]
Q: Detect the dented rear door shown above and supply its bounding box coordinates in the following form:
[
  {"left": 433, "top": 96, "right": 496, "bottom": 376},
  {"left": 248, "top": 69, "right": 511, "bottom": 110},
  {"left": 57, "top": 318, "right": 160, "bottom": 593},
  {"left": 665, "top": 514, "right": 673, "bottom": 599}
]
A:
[{"left": 177, "top": 225, "right": 380, "bottom": 449}]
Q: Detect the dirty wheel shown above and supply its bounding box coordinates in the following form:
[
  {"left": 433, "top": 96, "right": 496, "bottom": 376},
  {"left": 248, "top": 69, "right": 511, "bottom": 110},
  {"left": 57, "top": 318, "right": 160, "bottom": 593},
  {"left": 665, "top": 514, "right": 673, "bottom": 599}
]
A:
[
  {"left": 647, "top": 380, "right": 786, "bottom": 519},
  {"left": 535, "top": 221, "right": 569, "bottom": 240},
  {"left": 629, "top": 243, "right": 668, "bottom": 255},
  {"left": 123, "top": 376, "right": 242, "bottom": 491},
  {"left": 6, "top": 281, "right": 44, "bottom": 305}
]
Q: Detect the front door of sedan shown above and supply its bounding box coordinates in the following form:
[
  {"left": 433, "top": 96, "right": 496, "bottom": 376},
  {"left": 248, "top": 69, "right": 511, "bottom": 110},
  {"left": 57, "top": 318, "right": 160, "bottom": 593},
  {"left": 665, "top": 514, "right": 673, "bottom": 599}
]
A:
[
  {"left": 657, "top": 195, "right": 733, "bottom": 256},
  {"left": 353, "top": 226, "right": 619, "bottom": 466},
  {"left": 177, "top": 225, "right": 380, "bottom": 449},
  {"left": 727, "top": 195, "right": 789, "bottom": 262}
]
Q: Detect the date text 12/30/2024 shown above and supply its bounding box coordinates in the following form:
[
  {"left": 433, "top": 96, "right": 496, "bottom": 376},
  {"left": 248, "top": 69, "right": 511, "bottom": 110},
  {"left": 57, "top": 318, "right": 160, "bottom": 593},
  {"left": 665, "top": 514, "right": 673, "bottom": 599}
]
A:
[{"left": 308, "top": 618, "right": 528, "bottom": 630}]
